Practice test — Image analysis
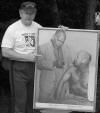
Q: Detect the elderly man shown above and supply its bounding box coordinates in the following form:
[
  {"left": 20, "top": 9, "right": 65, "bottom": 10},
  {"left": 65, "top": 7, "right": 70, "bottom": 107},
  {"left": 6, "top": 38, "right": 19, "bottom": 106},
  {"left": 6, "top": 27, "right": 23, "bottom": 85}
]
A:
[
  {"left": 36, "top": 29, "right": 72, "bottom": 113},
  {"left": 55, "top": 50, "right": 95, "bottom": 102},
  {"left": 37, "top": 29, "right": 72, "bottom": 102},
  {"left": 1, "top": 1, "right": 42, "bottom": 113}
]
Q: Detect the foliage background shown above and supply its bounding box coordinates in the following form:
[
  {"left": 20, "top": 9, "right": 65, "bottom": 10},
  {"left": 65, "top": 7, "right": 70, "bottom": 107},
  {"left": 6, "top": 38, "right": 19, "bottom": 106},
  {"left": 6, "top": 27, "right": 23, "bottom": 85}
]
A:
[{"left": 0, "top": 0, "right": 100, "bottom": 113}]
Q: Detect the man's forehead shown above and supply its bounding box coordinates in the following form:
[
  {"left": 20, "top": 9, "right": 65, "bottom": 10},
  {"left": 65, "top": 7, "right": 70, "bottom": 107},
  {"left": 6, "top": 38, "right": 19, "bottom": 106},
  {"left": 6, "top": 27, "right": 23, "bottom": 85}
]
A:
[
  {"left": 77, "top": 52, "right": 90, "bottom": 63},
  {"left": 22, "top": 9, "right": 36, "bottom": 15},
  {"left": 56, "top": 32, "right": 66, "bottom": 39}
]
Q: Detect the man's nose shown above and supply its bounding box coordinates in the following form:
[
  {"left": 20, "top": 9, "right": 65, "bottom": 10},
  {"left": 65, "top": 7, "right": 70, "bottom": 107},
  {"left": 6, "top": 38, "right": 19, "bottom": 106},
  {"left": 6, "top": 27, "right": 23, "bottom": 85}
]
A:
[{"left": 26, "top": 14, "right": 32, "bottom": 18}]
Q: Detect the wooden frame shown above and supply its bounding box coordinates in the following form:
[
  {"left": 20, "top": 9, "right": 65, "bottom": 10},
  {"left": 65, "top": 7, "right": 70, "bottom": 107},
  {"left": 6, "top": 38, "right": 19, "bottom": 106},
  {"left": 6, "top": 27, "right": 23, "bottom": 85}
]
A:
[{"left": 33, "top": 28, "right": 99, "bottom": 112}]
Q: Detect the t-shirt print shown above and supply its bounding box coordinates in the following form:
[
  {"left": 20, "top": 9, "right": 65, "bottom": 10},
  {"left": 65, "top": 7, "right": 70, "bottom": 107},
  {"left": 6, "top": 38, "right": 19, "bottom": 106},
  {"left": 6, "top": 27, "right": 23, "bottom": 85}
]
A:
[{"left": 22, "top": 33, "right": 35, "bottom": 48}]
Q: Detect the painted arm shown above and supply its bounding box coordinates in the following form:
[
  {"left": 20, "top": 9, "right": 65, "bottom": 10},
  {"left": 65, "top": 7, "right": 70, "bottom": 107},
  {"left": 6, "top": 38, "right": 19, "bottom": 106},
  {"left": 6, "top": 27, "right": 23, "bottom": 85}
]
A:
[
  {"left": 54, "top": 68, "right": 72, "bottom": 99},
  {"left": 36, "top": 46, "right": 54, "bottom": 71},
  {"left": 75, "top": 83, "right": 87, "bottom": 95}
]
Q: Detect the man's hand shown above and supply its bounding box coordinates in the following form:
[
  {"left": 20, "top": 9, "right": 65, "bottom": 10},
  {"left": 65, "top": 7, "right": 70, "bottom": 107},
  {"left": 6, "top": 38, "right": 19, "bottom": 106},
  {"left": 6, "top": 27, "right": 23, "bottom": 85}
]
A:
[
  {"left": 24, "top": 53, "right": 43, "bottom": 62},
  {"left": 58, "top": 25, "right": 69, "bottom": 30}
]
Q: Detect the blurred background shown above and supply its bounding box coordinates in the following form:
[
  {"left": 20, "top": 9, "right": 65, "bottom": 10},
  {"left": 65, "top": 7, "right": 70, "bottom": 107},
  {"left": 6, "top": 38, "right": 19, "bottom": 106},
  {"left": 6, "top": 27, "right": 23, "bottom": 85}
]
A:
[{"left": 0, "top": 0, "right": 100, "bottom": 113}]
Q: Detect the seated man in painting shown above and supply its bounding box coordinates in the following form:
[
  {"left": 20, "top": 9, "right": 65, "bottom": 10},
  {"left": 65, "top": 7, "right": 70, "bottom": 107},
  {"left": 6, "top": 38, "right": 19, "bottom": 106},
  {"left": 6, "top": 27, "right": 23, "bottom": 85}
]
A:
[{"left": 55, "top": 50, "right": 95, "bottom": 102}]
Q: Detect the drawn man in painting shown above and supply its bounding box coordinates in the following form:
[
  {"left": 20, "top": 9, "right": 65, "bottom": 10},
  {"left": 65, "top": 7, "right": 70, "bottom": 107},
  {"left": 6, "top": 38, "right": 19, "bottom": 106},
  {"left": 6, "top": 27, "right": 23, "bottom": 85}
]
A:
[
  {"left": 37, "top": 29, "right": 72, "bottom": 103},
  {"left": 55, "top": 50, "right": 95, "bottom": 104}
]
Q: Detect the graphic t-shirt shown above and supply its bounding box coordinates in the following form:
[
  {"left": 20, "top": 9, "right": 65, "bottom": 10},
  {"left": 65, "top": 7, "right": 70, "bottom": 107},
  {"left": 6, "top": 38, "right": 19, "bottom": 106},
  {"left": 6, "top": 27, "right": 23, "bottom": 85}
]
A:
[{"left": 1, "top": 20, "right": 42, "bottom": 54}]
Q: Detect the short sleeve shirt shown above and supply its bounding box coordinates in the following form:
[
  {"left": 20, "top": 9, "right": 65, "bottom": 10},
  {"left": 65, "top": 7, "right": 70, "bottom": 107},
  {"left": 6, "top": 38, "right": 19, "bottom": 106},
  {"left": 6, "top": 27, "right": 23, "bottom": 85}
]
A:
[{"left": 1, "top": 20, "right": 42, "bottom": 54}]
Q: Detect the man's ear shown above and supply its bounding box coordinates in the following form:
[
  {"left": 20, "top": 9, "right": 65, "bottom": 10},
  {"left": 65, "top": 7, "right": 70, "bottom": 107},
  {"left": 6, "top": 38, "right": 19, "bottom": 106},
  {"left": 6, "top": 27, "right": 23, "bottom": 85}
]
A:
[{"left": 19, "top": 9, "right": 22, "bottom": 18}]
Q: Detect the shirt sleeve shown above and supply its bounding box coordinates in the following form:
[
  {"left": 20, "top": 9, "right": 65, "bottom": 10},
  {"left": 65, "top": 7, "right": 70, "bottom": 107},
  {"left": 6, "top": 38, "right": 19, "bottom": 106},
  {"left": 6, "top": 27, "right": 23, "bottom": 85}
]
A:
[
  {"left": 1, "top": 26, "right": 15, "bottom": 48},
  {"left": 37, "top": 23, "right": 43, "bottom": 28}
]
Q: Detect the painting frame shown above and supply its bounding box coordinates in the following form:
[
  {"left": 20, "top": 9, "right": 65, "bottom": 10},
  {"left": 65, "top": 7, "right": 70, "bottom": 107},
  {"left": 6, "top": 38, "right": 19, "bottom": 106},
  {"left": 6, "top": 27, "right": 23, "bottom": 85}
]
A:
[{"left": 33, "top": 28, "right": 99, "bottom": 112}]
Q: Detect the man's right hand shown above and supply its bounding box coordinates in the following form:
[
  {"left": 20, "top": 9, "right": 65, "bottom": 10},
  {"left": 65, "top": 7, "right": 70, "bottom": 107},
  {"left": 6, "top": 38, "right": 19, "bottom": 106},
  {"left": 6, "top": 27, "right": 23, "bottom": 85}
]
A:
[{"left": 25, "top": 52, "right": 43, "bottom": 62}]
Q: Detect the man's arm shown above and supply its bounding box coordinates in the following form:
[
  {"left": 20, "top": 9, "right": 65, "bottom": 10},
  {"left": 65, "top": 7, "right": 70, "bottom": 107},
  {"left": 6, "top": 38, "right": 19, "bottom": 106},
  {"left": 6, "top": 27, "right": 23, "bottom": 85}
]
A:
[
  {"left": 36, "top": 46, "right": 54, "bottom": 71},
  {"left": 55, "top": 69, "right": 72, "bottom": 99},
  {"left": 75, "top": 83, "right": 87, "bottom": 95},
  {"left": 2, "top": 47, "right": 37, "bottom": 62}
]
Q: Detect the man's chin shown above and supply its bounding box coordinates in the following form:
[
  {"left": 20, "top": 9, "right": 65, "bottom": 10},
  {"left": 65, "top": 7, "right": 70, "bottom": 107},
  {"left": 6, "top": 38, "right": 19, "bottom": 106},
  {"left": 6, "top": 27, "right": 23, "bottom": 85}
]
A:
[{"left": 25, "top": 21, "right": 32, "bottom": 26}]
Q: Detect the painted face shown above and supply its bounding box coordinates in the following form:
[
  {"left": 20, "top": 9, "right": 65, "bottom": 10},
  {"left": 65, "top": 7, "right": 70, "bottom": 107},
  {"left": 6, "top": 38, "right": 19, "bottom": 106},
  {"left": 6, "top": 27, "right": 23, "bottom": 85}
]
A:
[
  {"left": 74, "top": 51, "right": 91, "bottom": 68},
  {"left": 55, "top": 31, "right": 66, "bottom": 47},
  {"left": 19, "top": 10, "right": 36, "bottom": 26}
]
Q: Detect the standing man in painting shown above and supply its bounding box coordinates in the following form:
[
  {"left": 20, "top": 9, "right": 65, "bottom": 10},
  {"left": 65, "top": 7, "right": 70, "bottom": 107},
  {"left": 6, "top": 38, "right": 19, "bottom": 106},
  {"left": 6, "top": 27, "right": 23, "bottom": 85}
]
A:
[
  {"left": 1, "top": 1, "right": 42, "bottom": 113},
  {"left": 37, "top": 29, "right": 72, "bottom": 113},
  {"left": 37, "top": 29, "right": 72, "bottom": 102}
]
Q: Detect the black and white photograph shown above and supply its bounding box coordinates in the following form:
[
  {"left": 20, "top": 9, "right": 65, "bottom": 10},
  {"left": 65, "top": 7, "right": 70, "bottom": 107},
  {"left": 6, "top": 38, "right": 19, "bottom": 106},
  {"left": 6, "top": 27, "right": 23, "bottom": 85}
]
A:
[
  {"left": 33, "top": 28, "right": 99, "bottom": 112},
  {"left": 1, "top": 1, "right": 100, "bottom": 113}
]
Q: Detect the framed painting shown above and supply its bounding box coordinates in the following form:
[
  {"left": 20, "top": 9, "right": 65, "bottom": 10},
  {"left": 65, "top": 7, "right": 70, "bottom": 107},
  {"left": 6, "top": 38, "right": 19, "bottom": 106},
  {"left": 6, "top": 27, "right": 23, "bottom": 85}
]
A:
[{"left": 33, "top": 28, "right": 99, "bottom": 112}]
